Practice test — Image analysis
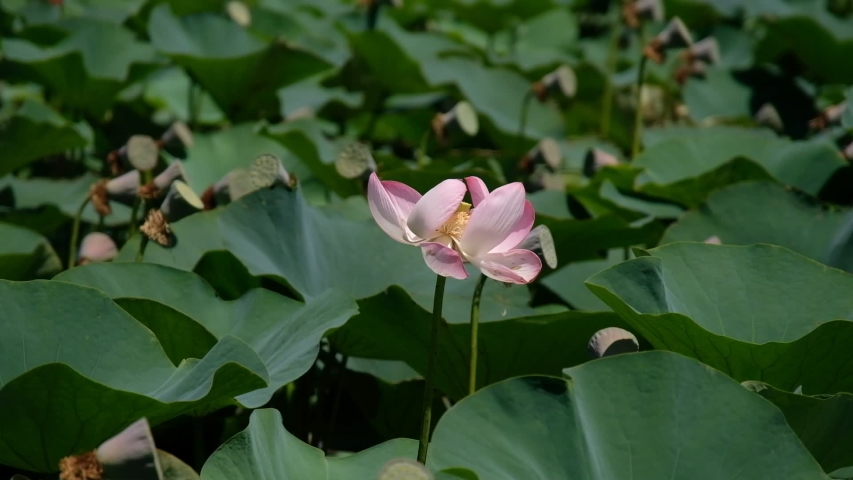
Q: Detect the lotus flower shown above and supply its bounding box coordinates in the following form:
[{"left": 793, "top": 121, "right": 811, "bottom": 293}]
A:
[{"left": 367, "top": 173, "right": 542, "bottom": 283}]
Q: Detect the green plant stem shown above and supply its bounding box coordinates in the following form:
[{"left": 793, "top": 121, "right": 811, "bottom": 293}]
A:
[
  {"left": 136, "top": 236, "right": 149, "bottom": 262},
  {"left": 188, "top": 80, "right": 199, "bottom": 129},
  {"left": 418, "top": 274, "right": 447, "bottom": 464},
  {"left": 631, "top": 55, "right": 648, "bottom": 159},
  {"left": 67, "top": 197, "right": 90, "bottom": 269},
  {"left": 417, "top": 129, "right": 431, "bottom": 166},
  {"left": 128, "top": 198, "right": 140, "bottom": 239},
  {"left": 600, "top": 7, "right": 621, "bottom": 138},
  {"left": 468, "top": 274, "right": 487, "bottom": 396},
  {"left": 518, "top": 90, "right": 534, "bottom": 142},
  {"left": 325, "top": 354, "right": 348, "bottom": 452}
]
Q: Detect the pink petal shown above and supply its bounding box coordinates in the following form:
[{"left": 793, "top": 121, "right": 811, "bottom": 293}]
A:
[
  {"left": 421, "top": 242, "right": 469, "bottom": 280},
  {"left": 465, "top": 176, "right": 489, "bottom": 207},
  {"left": 460, "top": 182, "right": 526, "bottom": 257},
  {"left": 473, "top": 249, "right": 542, "bottom": 284},
  {"left": 489, "top": 200, "right": 535, "bottom": 253},
  {"left": 406, "top": 179, "right": 466, "bottom": 240},
  {"left": 367, "top": 173, "right": 422, "bottom": 244}
]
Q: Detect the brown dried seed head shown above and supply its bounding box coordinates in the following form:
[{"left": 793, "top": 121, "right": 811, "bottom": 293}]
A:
[
  {"left": 643, "top": 41, "right": 665, "bottom": 64},
  {"left": 59, "top": 451, "right": 103, "bottom": 480},
  {"left": 431, "top": 113, "right": 446, "bottom": 144},
  {"left": 137, "top": 181, "right": 160, "bottom": 200},
  {"left": 140, "top": 209, "right": 172, "bottom": 247},
  {"left": 89, "top": 179, "right": 111, "bottom": 217},
  {"left": 622, "top": 3, "right": 640, "bottom": 28}
]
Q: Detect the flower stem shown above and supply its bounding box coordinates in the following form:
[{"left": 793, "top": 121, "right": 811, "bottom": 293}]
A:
[
  {"left": 418, "top": 274, "right": 447, "bottom": 464},
  {"left": 518, "top": 90, "right": 534, "bottom": 142},
  {"left": 67, "top": 196, "right": 90, "bottom": 269},
  {"left": 468, "top": 273, "right": 487, "bottom": 396},
  {"left": 600, "top": 6, "right": 621, "bottom": 138},
  {"left": 128, "top": 197, "right": 140, "bottom": 239},
  {"left": 631, "top": 55, "right": 648, "bottom": 158}
]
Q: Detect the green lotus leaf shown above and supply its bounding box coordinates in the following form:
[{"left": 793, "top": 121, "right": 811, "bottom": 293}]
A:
[
  {"left": 542, "top": 249, "right": 625, "bottom": 311},
  {"left": 586, "top": 242, "right": 853, "bottom": 394},
  {"left": 331, "top": 286, "right": 633, "bottom": 399},
  {"left": 0, "top": 222, "right": 61, "bottom": 280},
  {"left": 427, "top": 352, "right": 828, "bottom": 479},
  {"left": 200, "top": 409, "right": 418, "bottom": 480},
  {"left": 0, "top": 279, "right": 268, "bottom": 472},
  {"left": 682, "top": 66, "right": 752, "bottom": 121},
  {"left": 0, "top": 100, "right": 88, "bottom": 176},
  {"left": 143, "top": 66, "right": 226, "bottom": 125},
  {"left": 56, "top": 262, "right": 357, "bottom": 408},
  {"left": 1, "top": 0, "right": 145, "bottom": 24},
  {"left": 277, "top": 71, "right": 363, "bottom": 119}
]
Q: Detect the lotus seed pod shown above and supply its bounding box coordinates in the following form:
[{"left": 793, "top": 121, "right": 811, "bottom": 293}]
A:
[
  {"left": 78, "top": 232, "right": 118, "bottom": 265},
  {"left": 433, "top": 101, "right": 479, "bottom": 141},
  {"left": 517, "top": 225, "right": 558, "bottom": 269},
  {"left": 227, "top": 168, "right": 257, "bottom": 201},
  {"left": 534, "top": 65, "right": 576, "bottom": 101},
  {"left": 635, "top": 0, "right": 664, "bottom": 21},
  {"left": 588, "top": 327, "right": 639, "bottom": 359},
  {"left": 704, "top": 235, "right": 722, "bottom": 245},
  {"left": 154, "top": 161, "right": 187, "bottom": 191},
  {"left": 96, "top": 170, "right": 142, "bottom": 215},
  {"left": 250, "top": 154, "right": 295, "bottom": 189},
  {"left": 755, "top": 103, "right": 784, "bottom": 132},
  {"left": 809, "top": 101, "right": 848, "bottom": 130},
  {"left": 520, "top": 138, "right": 562, "bottom": 174},
  {"left": 160, "top": 122, "right": 194, "bottom": 149},
  {"left": 97, "top": 419, "right": 163, "bottom": 479},
  {"left": 121, "top": 135, "right": 159, "bottom": 172},
  {"left": 583, "top": 148, "right": 620, "bottom": 177},
  {"left": 843, "top": 141, "right": 853, "bottom": 161},
  {"left": 644, "top": 17, "right": 692, "bottom": 63},
  {"left": 160, "top": 180, "right": 204, "bottom": 223},
  {"left": 335, "top": 142, "right": 377, "bottom": 179},
  {"left": 686, "top": 37, "right": 720, "bottom": 64},
  {"left": 226, "top": 1, "right": 251, "bottom": 26},
  {"left": 378, "top": 458, "right": 433, "bottom": 480}
]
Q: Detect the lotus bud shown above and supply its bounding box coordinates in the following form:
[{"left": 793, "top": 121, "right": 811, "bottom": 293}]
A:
[
  {"left": 431, "top": 101, "right": 479, "bottom": 143},
  {"left": 90, "top": 170, "right": 141, "bottom": 216},
  {"left": 583, "top": 148, "right": 621, "bottom": 177},
  {"left": 250, "top": 154, "right": 296, "bottom": 189},
  {"left": 517, "top": 225, "right": 558, "bottom": 269},
  {"left": 622, "top": 0, "right": 664, "bottom": 28},
  {"left": 643, "top": 17, "right": 692, "bottom": 64},
  {"left": 588, "top": 327, "right": 639, "bottom": 359},
  {"left": 59, "top": 418, "right": 163, "bottom": 480},
  {"left": 704, "top": 235, "right": 722, "bottom": 245},
  {"left": 378, "top": 458, "right": 433, "bottom": 480},
  {"left": 335, "top": 143, "right": 377, "bottom": 179},
  {"left": 519, "top": 138, "right": 561, "bottom": 174},
  {"left": 226, "top": 1, "right": 251, "bottom": 27},
  {"left": 755, "top": 103, "right": 784, "bottom": 132},
  {"left": 531, "top": 65, "right": 577, "bottom": 102},
  {"left": 78, "top": 233, "right": 118, "bottom": 265},
  {"left": 158, "top": 122, "right": 194, "bottom": 150},
  {"left": 138, "top": 161, "right": 187, "bottom": 200},
  {"left": 809, "top": 101, "right": 847, "bottom": 131}
]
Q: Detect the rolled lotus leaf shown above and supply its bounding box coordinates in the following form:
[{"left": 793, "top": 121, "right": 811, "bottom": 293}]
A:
[
  {"left": 755, "top": 103, "right": 784, "bottom": 132},
  {"left": 78, "top": 232, "right": 118, "bottom": 264},
  {"left": 226, "top": 1, "right": 251, "bottom": 27},
  {"left": 436, "top": 101, "right": 479, "bottom": 137},
  {"left": 378, "top": 458, "right": 433, "bottom": 480},
  {"left": 123, "top": 135, "right": 159, "bottom": 172},
  {"left": 97, "top": 419, "right": 163, "bottom": 480},
  {"left": 335, "top": 142, "right": 377, "bottom": 179},
  {"left": 588, "top": 327, "right": 639, "bottom": 359},
  {"left": 582, "top": 148, "right": 620, "bottom": 177},
  {"left": 250, "top": 154, "right": 294, "bottom": 189},
  {"left": 160, "top": 122, "right": 194, "bottom": 149},
  {"left": 160, "top": 180, "right": 204, "bottom": 223},
  {"left": 517, "top": 224, "right": 558, "bottom": 269}
]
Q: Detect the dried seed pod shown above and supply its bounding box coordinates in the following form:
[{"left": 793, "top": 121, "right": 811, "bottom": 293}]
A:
[
  {"left": 226, "top": 1, "right": 251, "bottom": 27},
  {"left": 843, "top": 140, "right": 853, "bottom": 161},
  {"left": 622, "top": 0, "right": 664, "bottom": 28},
  {"left": 519, "top": 138, "right": 561, "bottom": 174},
  {"left": 378, "top": 458, "right": 433, "bottom": 480},
  {"left": 78, "top": 233, "right": 118, "bottom": 265},
  {"left": 123, "top": 135, "right": 159, "bottom": 172},
  {"left": 532, "top": 65, "right": 577, "bottom": 102},
  {"left": 250, "top": 154, "right": 296, "bottom": 189},
  {"left": 91, "top": 170, "right": 142, "bottom": 216},
  {"left": 755, "top": 103, "right": 784, "bottom": 132},
  {"left": 160, "top": 180, "right": 204, "bottom": 223},
  {"left": 139, "top": 161, "right": 187, "bottom": 200},
  {"left": 704, "top": 235, "right": 722, "bottom": 245},
  {"left": 674, "top": 59, "right": 708, "bottom": 84},
  {"left": 432, "top": 101, "right": 479, "bottom": 142},
  {"left": 159, "top": 122, "right": 194, "bottom": 150},
  {"left": 588, "top": 327, "right": 639, "bottom": 359},
  {"left": 517, "top": 224, "right": 558, "bottom": 269},
  {"left": 583, "top": 148, "right": 621, "bottom": 177},
  {"left": 643, "top": 17, "right": 692, "bottom": 64},
  {"left": 335, "top": 142, "right": 377, "bottom": 179},
  {"left": 684, "top": 37, "right": 720, "bottom": 64},
  {"left": 809, "top": 101, "right": 848, "bottom": 131},
  {"left": 59, "top": 418, "right": 162, "bottom": 480}
]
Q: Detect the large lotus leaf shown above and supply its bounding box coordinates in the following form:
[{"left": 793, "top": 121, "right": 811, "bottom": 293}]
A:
[
  {"left": 488, "top": 8, "right": 577, "bottom": 71},
  {"left": 276, "top": 71, "right": 362, "bottom": 118},
  {"left": 200, "top": 409, "right": 418, "bottom": 480},
  {"left": 427, "top": 352, "right": 828, "bottom": 479},
  {"left": 0, "top": 222, "right": 61, "bottom": 280},
  {"left": 662, "top": 181, "right": 850, "bottom": 266},
  {"left": 682, "top": 66, "right": 752, "bottom": 121},
  {"left": 0, "top": 100, "right": 88, "bottom": 176},
  {"left": 0, "top": 173, "right": 132, "bottom": 227},
  {"left": 120, "top": 187, "right": 545, "bottom": 324},
  {"left": 1, "top": 18, "right": 159, "bottom": 114},
  {"left": 541, "top": 249, "right": 625, "bottom": 311},
  {"left": 1, "top": 0, "right": 145, "bottom": 24},
  {"left": 179, "top": 123, "right": 310, "bottom": 194},
  {"left": 248, "top": 2, "right": 350, "bottom": 67},
  {"left": 147, "top": 4, "right": 330, "bottom": 119},
  {"left": 331, "top": 286, "right": 632, "bottom": 399},
  {"left": 56, "top": 262, "right": 358, "bottom": 408},
  {"left": 586, "top": 243, "right": 853, "bottom": 394},
  {"left": 143, "top": 66, "right": 226, "bottom": 125},
  {"left": 633, "top": 128, "right": 845, "bottom": 206},
  {"left": 749, "top": 381, "right": 853, "bottom": 473},
  {"left": 0, "top": 279, "right": 268, "bottom": 472},
  {"left": 441, "top": 0, "right": 556, "bottom": 34}
]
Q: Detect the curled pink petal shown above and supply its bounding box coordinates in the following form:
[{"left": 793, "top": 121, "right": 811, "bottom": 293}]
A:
[
  {"left": 465, "top": 176, "right": 489, "bottom": 207},
  {"left": 489, "top": 200, "right": 535, "bottom": 253},
  {"left": 460, "top": 182, "right": 526, "bottom": 257},
  {"left": 407, "top": 179, "right": 466, "bottom": 240},
  {"left": 421, "top": 242, "right": 469, "bottom": 280},
  {"left": 367, "top": 173, "right": 422, "bottom": 244},
  {"left": 473, "top": 249, "right": 542, "bottom": 284}
]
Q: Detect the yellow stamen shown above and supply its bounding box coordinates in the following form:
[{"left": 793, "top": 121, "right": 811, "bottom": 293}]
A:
[{"left": 438, "top": 209, "right": 471, "bottom": 240}]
